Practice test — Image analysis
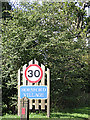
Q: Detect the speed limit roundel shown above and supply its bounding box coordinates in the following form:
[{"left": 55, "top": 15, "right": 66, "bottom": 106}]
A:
[{"left": 25, "top": 64, "right": 43, "bottom": 83}]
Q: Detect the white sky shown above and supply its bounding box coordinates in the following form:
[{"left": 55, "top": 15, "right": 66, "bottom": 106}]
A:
[
  {"left": 9, "top": 0, "right": 85, "bottom": 2},
  {"left": 9, "top": 0, "right": 43, "bottom": 5}
]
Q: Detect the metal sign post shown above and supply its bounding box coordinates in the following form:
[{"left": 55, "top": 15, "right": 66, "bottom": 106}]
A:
[{"left": 20, "top": 97, "right": 29, "bottom": 120}]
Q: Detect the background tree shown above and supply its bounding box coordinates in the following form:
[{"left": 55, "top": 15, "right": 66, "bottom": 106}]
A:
[
  {"left": 2, "top": 1, "right": 12, "bottom": 20},
  {"left": 2, "top": 1, "right": 89, "bottom": 114}
]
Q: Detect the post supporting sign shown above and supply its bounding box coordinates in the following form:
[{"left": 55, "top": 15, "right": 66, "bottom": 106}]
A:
[
  {"left": 18, "top": 59, "right": 50, "bottom": 118},
  {"left": 20, "top": 97, "right": 29, "bottom": 120}
]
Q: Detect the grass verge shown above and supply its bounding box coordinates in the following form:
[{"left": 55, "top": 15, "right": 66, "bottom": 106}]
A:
[{"left": 0, "top": 107, "right": 89, "bottom": 119}]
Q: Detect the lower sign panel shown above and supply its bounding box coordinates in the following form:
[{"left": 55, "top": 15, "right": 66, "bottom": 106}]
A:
[{"left": 20, "top": 86, "right": 47, "bottom": 99}]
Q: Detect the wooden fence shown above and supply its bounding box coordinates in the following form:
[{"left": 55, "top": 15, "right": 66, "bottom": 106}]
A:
[{"left": 18, "top": 59, "right": 50, "bottom": 117}]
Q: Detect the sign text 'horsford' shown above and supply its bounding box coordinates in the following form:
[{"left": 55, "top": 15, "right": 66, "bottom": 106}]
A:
[{"left": 20, "top": 86, "right": 47, "bottom": 99}]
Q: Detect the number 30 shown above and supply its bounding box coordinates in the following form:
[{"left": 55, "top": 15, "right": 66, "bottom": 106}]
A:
[{"left": 28, "top": 70, "right": 40, "bottom": 77}]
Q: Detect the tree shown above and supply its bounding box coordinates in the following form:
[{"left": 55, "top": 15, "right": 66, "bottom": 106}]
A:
[
  {"left": 2, "top": 2, "right": 12, "bottom": 19},
  {"left": 2, "top": 1, "right": 89, "bottom": 114}
]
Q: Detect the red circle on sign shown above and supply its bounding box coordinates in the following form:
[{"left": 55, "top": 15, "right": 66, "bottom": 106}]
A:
[{"left": 25, "top": 64, "right": 43, "bottom": 83}]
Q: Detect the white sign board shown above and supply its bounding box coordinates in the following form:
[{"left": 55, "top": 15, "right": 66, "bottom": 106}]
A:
[{"left": 25, "top": 64, "right": 43, "bottom": 83}]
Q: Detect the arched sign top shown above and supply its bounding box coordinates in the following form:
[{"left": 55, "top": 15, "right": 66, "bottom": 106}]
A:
[{"left": 25, "top": 64, "right": 43, "bottom": 83}]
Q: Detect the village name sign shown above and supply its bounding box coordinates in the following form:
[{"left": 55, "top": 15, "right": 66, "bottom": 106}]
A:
[{"left": 20, "top": 86, "right": 47, "bottom": 99}]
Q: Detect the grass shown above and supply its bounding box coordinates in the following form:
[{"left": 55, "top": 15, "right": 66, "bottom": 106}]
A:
[{"left": 0, "top": 107, "right": 89, "bottom": 119}]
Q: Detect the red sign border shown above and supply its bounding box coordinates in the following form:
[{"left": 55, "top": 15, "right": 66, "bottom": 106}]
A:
[{"left": 25, "top": 64, "right": 43, "bottom": 83}]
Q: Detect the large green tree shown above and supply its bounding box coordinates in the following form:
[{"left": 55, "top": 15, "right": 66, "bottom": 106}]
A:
[{"left": 2, "top": 1, "right": 89, "bottom": 114}]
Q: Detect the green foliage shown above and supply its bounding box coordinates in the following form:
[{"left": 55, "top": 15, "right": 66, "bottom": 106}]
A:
[
  {"left": 1, "top": 107, "right": 90, "bottom": 118},
  {"left": 2, "top": 1, "right": 89, "bottom": 114}
]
